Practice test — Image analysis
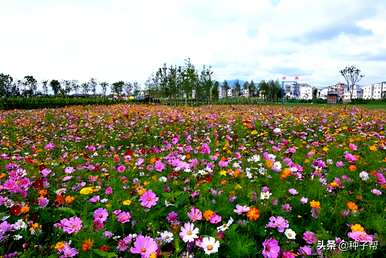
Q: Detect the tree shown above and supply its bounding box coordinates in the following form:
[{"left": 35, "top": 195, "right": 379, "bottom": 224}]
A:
[
  {"left": 222, "top": 80, "right": 229, "bottom": 98},
  {"left": 124, "top": 82, "right": 133, "bottom": 96},
  {"left": 0, "top": 73, "right": 14, "bottom": 97},
  {"left": 132, "top": 82, "right": 140, "bottom": 97},
  {"left": 234, "top": 80, "right": 241, "bottom": 97},
  {"left": 63, "top": 80, "right": 72, "bottom": 95},
  {"left": 111, "top": 81, "right": 124, "bottom": 96},
  {"left": 81, "top": 82, "right": 90, "bottom": 95},
  {"left": 42, "top": 80, "right": 48, "bottom": 95},
  {"left": 340, "top": 65, "right": 364, "bottom": 101},
  {"left": 312, "top": 88, "right": 318, "bottom": 99},
  {"left": 23, "top": 75, "right": 37, "bottom": 96},
  {"left": 249, "top": 80, "right": 256, "bottom": 97},
  {"left": 100, "top": 82, "right": 109, "bottom": 96},
  {"left": 89, "top": 78, "right": 97, "bottom": 95},
  {"left": 50, "top": 80, "right": 61, "bottom": 96},
  {"left": 71, "top": 80, "right": 80, "bottom": 95},
  {"left": 243, "top": 81, "right": 250, "bottom": 97}
]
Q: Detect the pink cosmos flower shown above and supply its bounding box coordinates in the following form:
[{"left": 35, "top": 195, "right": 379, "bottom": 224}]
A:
[
  {"left": 57, "top": 242, "right": 78, "bottom": 258},
  {"left": 282, "top": 251, "right": 296, "bottom": 258},
  {"left": 336, "top": 161, "right": 344, "bottom": 167},
  {"left": 348, "top": 231, "right": 374, "bottom": 243},
  {"left": 40, "top": 168, "right": 51, "bottom": 177},
  {"left": 234, "top": 204, "right": 250, "bottom": 215},
  {"left": 298, "top": 245, "right": 312, "bottom": 256},
  {"left": 154, "top": 160, "right": 165, "bottom": 172},
  {"left": 209, "top": 214, "right": 222, "bottom": 224},
  {"left": 187, "top": 207, "right": 202, "bottom": 222},
  {"left": 55, "top": 217, "right": 82, "bottom": 234},
  {"left": 262, "top": 238, "right": 280, "bottom": 258},
  {"left": 200, "top": 143, "right": 211, "bottom": 155},
  {"left": 166, "top": 211, "right": 178, "bottom": 224},
  {"left": 116, "top": 165, "right": 126, "bottom": 173},
  {"left": 303, "top": 231, "right": 317, "bottom": 244},
  {"left": 105, "top": 186, "right": 113, "bottom": 195},
  {"left": 130, "top": 235, "right": 158, "bottom": 258},
  {"left": 344, "top": 153, "right": 357, "bottom": 163},
  {"left": 288, "top": 188, "right": 298, "bottom": 195},
  {"left": 375, "top": 172, "right": 385, "bottom": 185},
  {"left": 93, "top": 208, "right": 108, "bottom": 223},
  {"left": 349, "top": 143, "right": 357, "bottom": 151},
  {"left": 44, "top": 142, "right": 55, "bottom": 150},
  {"left": 371, "top": 189, "right": 382, "bottom": 196},
  {"left": 38, "top": 197, "right": 49, "bottom": 208},
  {"left": 266, "top": 216, "right": 289, "bottom": 233},
  {"left": 116, "top": 211, "right": 131, "bottom": 224},
  {"left": 140, "top": 190, "right": 159, "bottom": 208},
  {"left": 218, "top": 159, "right": 229, "bottom": 168}
]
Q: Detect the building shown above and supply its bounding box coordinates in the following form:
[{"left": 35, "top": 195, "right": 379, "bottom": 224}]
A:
[
  {"left": 343, "top": 85, "right": 363, "bottom": 101},
  {"left": 318, "top": 87, "right": 329, "bottom": 99},
  {"left": 327, "top": 93, "right": 339, "bottom": 104},
  {"left": 281, "top": 81, "right": 300, "bottom": 99},
  {"left": 363, "top": 82, "right": 386, "bottom": 99},
  {"left": 299, "top": 84, "right": 313, "bottom": 100}
]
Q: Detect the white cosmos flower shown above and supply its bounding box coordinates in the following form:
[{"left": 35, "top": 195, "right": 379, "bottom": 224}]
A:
[
  {"left": 260, "top": 191, "right": 272, "bottom": 200},
  {"left": 359, "top": 171, "right": 369, "bottom": 181},
  {"left": 284, "top": 228, "right": 296, "bottom": 240},
  {"left": 201, "top": 236, "right": 220, "bottom": 255},
  {"left": 160, "top": 230, "right": 174, "bottom": 244},
  {"left": 179, "top": 223, "right": 199, "bottom": 243}
]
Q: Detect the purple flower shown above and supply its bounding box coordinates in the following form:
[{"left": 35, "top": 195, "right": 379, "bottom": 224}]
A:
[
  {"left": 89, "top": 195, "right": 100, "bottom": 203},
  {"left": 55, "top": 217, "right": 82, "bottom": 234},
  {"left": 298, "top": 245, "right": 312, "bottom": 256},
  {"left": 262, "top": 238, "right": 280, "bottom": 258},
  {"left": 38, "top": 197, "right": 49, "bottom": 208},
  {"left": 371, "top": 189, "right": 382, "bottom": 196},
  {"left": 59, "top": 243, "right": 78, "bottom": 258},
  {"left": 234, "top": 204, "right": 250, "bottom": 215},
  {"left": 93, "top": 208, "right": 108, "bottom": 223},
  {"left": 281, "top": 203, "right": 292, "bottom": 212},
  {"left": 303, "top": 231, "right": 317, "bottom": 244},
  {"left": 130, "top": 235, "right": 158, "bottom": 258},
  {"left": 40, "top": 168, "right": 52, "bottom": 177},
  {"left": 288, "top": 188, "right": 298, "bottom": 195},
  {"left": 266, "top": 216, "right": 289, "bottom": 233},
  {"left": 209, "top": 214, "right": 222, "bottom": 224},
  {"left": 300, "top": 197, "right": 308, "bottom": 204},
  {"left": 166, "top": 211, "right": 178, "bottom": 224},
  {"left": 200, "top": 143, "right": 211, "bottom": 154},
  {"left": 140, "top": 190, "right": 158, "bottom": 208}
]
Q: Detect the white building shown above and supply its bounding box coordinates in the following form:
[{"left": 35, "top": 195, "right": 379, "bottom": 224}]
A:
[
  {"left": 299, "top": 84, "right": 313, "bottom": 100},
  {"left": 362, "top": 82, "right": 386, "bottom": 99},
  {"left": 243, "top": 88, "right": 249, "bottom": 97},
  {"left": 318, "top": 87, "right": 329, "bottom": 99},
  {"left": 227, "top": 88, "right": 233, "bottom": 97},
  {"left": 343, "top": 85, "right": 363, "bottom": 101}
]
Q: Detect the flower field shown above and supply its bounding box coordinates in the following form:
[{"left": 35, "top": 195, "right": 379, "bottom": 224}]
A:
[{"left": 0, "top": 104, "right": 385, "bottom": 258}]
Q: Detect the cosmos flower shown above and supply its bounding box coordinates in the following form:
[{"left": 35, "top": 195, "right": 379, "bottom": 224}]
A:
[
  {"left": 130, "top": 235, "right": 158, "bottom": 258},
  {"left": 140, "top": 190, "right": 159, "bottom": 208},
  {"left": 262, "top": 238, "right": 280, "bottom": 258},
  {"left": 179, "top": 223, "right": 199, "bottom": 243},
  {"left": 201, "top": 236, "right": 220, "bottom": 255}
]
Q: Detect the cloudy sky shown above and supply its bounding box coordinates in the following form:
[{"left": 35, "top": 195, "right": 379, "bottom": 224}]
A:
[{"left": 1, "top": 0, "right": 386, "bottom": 87}]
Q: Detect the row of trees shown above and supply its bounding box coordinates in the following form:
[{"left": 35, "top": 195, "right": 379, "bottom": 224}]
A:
[
  {"left": 0, "top": 74, "right": 140, "bottom": 97},
  {"left": 145, "top": 58, "right": 219, "bottom": 100}
]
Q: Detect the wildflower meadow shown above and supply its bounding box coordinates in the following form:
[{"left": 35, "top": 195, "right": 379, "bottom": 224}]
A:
[{"left": 0, "top": 104, "right": 384, "bottom": 257}]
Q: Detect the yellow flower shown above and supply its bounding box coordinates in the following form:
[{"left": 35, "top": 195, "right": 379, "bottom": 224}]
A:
[
  {"left": 251, "top": 130, "right": 257, "bottom": 135},
  {"left": 351, "top": 224, "right": 364, "bottom": 232},
  {"left": 219, "top": 170, "right": 227, "bottom": 176},
  {"left": 79, "top": 187, "right": 94, "bottom": 195},
  {"left": 322, "top": 147, "right": 329, "bottom": 152},
  {"left": 369, "top": 145, "right": 377, "bottom": 151},
  {"left": 122, "top": 199, "right": 132, "bottom": 206},
  {"left": 55, "top": 241, "right": 65, "bottom": 251},
  {"left": 310, "top": 200, "right": 320, "bottom": 209}
]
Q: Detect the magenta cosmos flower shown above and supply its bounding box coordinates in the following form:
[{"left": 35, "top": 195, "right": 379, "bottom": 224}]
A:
[
  {"left": 154, "top": 160, "right": 165, "bottom": 172},
  {"left": 140, "top": 190, "right": 159, "bottom": 208},
  {"left": 93, "top": 208, "right": 108, "bottom": 223},
  {"left": 262, "top": 238, "right": 280, "bottom": 258},
  {"left": 55, "top": 216, "right": 82, "bottom": 234},
  {"left": 187, "top": 207, "right": 202, "bottom": 222},
  {"left": 348, "top": 231, "right": 374, "bottom": 243},
  {"left": 116, "top": 211, "right": 131, "bottom": 224},
  {"left": 130, "top": 235, "right": 158, "bottom": 258}
]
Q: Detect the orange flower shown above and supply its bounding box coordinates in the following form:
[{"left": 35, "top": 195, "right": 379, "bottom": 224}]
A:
[
  {"left": 265, "top": 160, "right": 273, "bottom": 169},
  {"left": 82, "top": 239, "right": 93, "bottom": 251},
  {"left": 0, "top": 173, "right": 6, "bottom": 180},
  {"left": 185, "top": 153, "right": 191, "bottom": 160},
  {"left": 346, "top": 201, "right": 358, "bottom": 211},
  {"left": 203, "top": 210, "right": 215, "bottom": 221},
  {"left": 150, "top": 157, "right": 157, "bottom": 164},
  {"left": 348, "top": 165, "right": 357, "bottom": 172},
  {"left": 351, "top": 224, "right": 364, "bottom": 232},
  {"left": 369, "top": 145, "right": 377, "bottom": 151},
  {"left": 310, "top": 200, "right": 320, "bottom": 209},
  {"left": 21, "top": 205, "right": 30, "bottom": 214},
  {"left": 246, "top": 207, "right": 260, "bottom": 221},
  {"left": 65, "top": 195, "right": 75, "bottom": 204},
  {"left": 38, "top": 189, "right": 48, "bottom": 197},
  {"left": 280, "top": 168, "right": 291, "bottom": 180},
  {"left": 55, "top": 241, "right": 65, "bottom": 251}
]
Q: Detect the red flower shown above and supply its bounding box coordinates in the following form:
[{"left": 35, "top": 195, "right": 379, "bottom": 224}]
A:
[{"left": 10, "top": 204, "right": 22, "bottom": 216}]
